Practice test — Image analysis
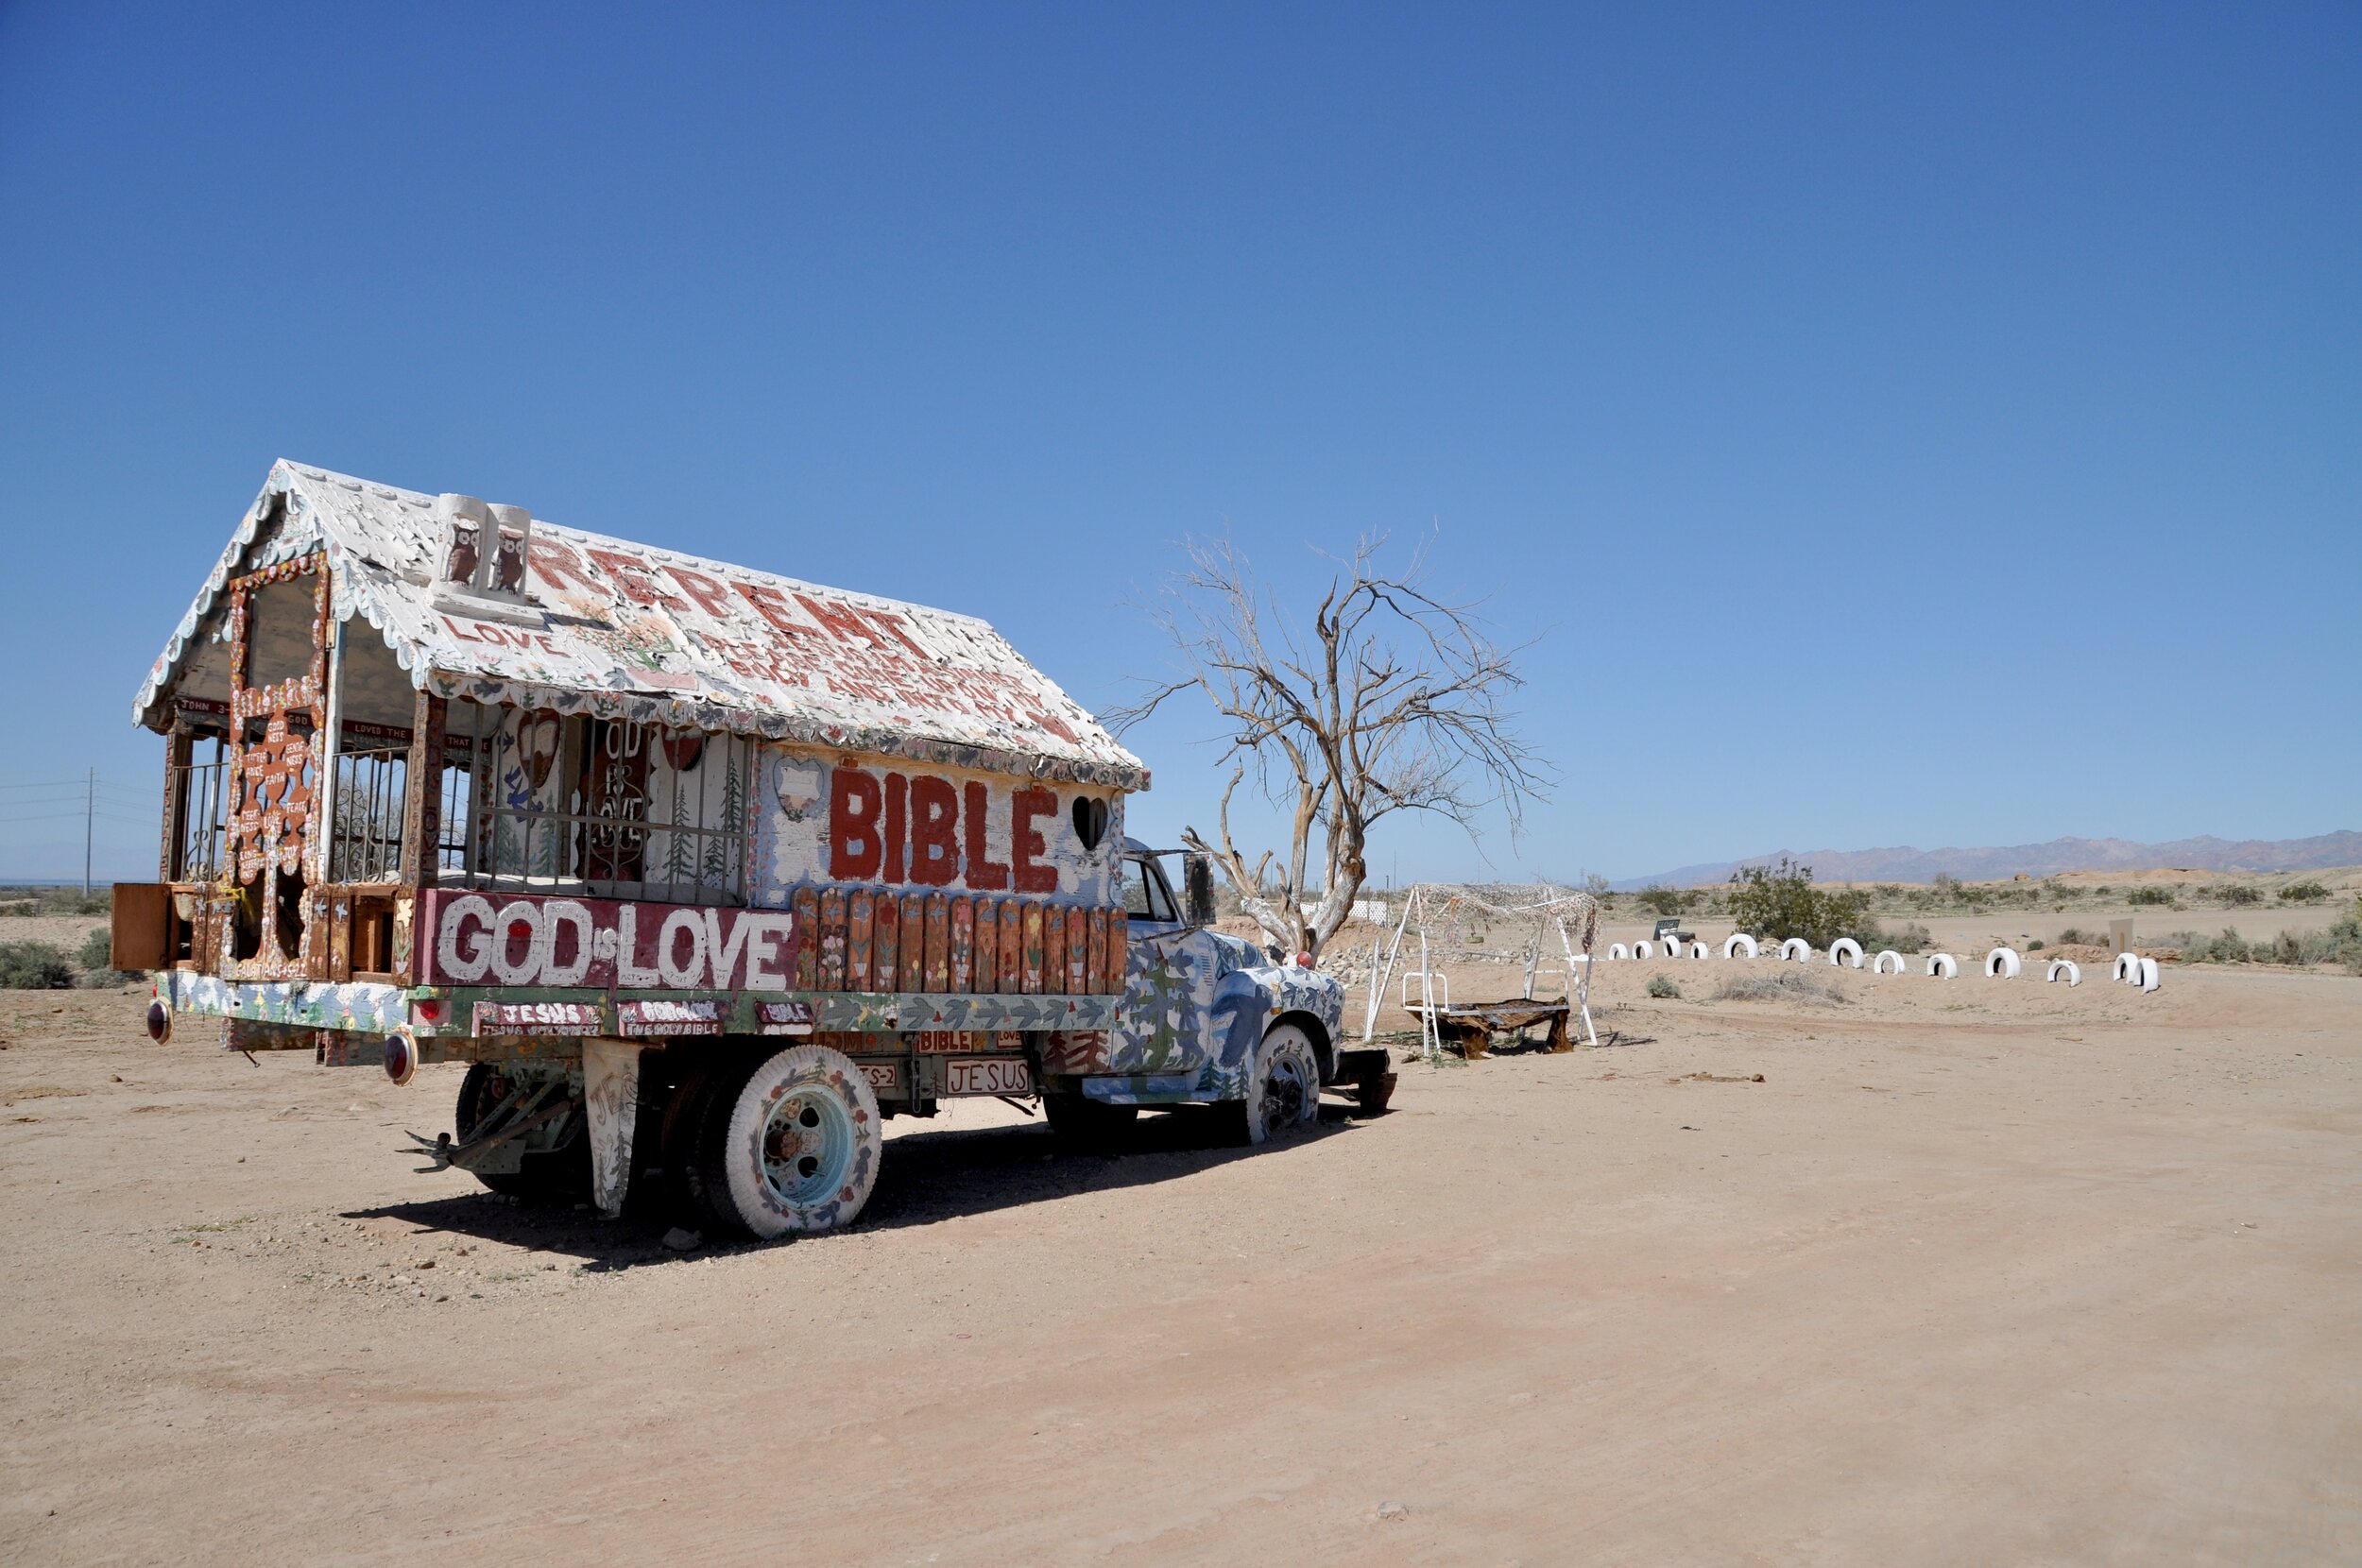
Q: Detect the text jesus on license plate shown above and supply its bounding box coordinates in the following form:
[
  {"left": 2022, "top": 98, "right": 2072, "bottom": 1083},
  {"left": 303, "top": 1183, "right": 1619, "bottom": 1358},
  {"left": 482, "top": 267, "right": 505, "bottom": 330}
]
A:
[{"left": 945, "top": 1057, "right": 1033, "bottom": 1097}]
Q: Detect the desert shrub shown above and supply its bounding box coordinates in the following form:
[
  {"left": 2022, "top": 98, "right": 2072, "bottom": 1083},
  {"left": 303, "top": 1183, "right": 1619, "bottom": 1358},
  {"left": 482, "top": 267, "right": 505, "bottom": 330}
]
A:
[
  {"left": 1635, "top": 885, "right": 1698, "bottom": 918},
  {"left": 1646, "top": 973, "right": 1682, "bottom": 999},
  {"left": 1930, "top": 873, "right": 1961, "bottom": 901},
  {"left": 2028, "top": 939, "right": 2045, "bottom": 951},
  {"left": 2289, "top": 907, "right": 2362, "bottom": 973},
  {"left": 2128, "top": 887, "right": 2178, "bottom": 907},
  {"left": 2279, "top": 879, "right": 2331, "bottom": 904},
  {"left": 2056, "top": 927, "right": 2091, "bottom": 946},
  {"left": 0, "top": 887, "right": 109, "bottom": 917},
  {"left": 1710, "top": 969, "right": 1848, "bottom": 1006},
  {"left": 2182, "top": 929, "right": 2252, "bottom": 963},
  {"left": 1859, "top": 919, "right": 1930, "bottom": 955},
  {"left": 76, "top": 928, "right": 131, "bottom": 987},
  {"left": 0, "top": 941, "right": 77, "bottom": 989},
  {"left": 2088, "top": 884, "right": 2114, "bottom": 900},
  {"left": 1726, "top": 859, "right": 1871, "bottom": 948},
  {"left": 2217, "top": 884, "right": 2263, "bottom": 908}
]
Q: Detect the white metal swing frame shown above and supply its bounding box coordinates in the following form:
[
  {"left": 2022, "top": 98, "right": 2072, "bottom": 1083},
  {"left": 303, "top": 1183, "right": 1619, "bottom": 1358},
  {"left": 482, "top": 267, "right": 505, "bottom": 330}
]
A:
[{"left": 1357, "top": 884, "right": 1602, "bottom": 1063}]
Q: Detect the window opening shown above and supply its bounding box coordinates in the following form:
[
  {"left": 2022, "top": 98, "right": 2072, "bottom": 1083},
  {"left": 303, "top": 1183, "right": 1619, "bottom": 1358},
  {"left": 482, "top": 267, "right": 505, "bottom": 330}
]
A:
[
  {"left": 446, "top": 702, "right": 747, "bottom": 906},
  {"left": 1121, "top": 856, "right": 1177, "bottom": 923}
]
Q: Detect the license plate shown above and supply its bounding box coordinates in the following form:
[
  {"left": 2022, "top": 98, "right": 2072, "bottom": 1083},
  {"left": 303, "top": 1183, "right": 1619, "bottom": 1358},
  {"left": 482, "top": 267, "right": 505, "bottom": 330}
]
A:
[
  {"left": 944, "top": 1057, "right": 1033, "bottom": 1097},
  {"left": 859, "top": 1062, "right": 901, "bottom": 1093}
]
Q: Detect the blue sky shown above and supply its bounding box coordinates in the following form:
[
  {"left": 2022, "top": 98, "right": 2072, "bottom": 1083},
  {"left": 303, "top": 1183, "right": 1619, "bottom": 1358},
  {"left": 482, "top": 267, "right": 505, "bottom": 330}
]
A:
[{"left": 2, "top": 3, "right": 2354, "bottom": 884}]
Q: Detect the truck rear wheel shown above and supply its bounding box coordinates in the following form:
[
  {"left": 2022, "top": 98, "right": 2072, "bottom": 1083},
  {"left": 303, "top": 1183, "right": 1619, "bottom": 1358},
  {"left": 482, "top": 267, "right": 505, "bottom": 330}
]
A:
[
  {"left": 1043, "top": 1092, "right": 1138, "bottom": 1152},
  {"left": 686, "top": 1044, "right": 881, "bottom": 1239},
  {"left": 1219, "top": 1022, "right": 1321, "bottom": 1147},
  {"left": 454, "top": 1063, "right": 590, "bottom": 1202}
]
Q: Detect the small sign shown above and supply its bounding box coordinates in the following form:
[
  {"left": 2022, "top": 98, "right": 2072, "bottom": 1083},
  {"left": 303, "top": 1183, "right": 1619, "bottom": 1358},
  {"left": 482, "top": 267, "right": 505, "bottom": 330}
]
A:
[
  {"left": 859, "top": 1061, "right": 901, "bottom": 1093},
  {"left": 616, "top": 998, "right": 725, "bottom": 1038},
  {"left": 944, "top": 1057, "right": 1033, "bottom": 1098},
  {"left": 756, "top": 999, "right": 816, "bottom": 1036},
  {"left": 472, "top": 1000, "right": 604, "bottom": 1037}
]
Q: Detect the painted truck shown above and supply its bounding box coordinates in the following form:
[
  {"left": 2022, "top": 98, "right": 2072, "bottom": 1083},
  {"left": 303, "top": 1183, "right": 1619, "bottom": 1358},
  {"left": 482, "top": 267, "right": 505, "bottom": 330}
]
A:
[{"left": 114, "top": 462, "right": 1392, "bottom": 1237}]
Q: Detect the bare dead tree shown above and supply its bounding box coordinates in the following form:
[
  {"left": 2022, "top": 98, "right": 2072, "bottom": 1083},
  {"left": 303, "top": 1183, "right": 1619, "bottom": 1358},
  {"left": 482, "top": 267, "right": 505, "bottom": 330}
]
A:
[{"left": 1108, "top": 533, "right": 1549, "bottom": 960}]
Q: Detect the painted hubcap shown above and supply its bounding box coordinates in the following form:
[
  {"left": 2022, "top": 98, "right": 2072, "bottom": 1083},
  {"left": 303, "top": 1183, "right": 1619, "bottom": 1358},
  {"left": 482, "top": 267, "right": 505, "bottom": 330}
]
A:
[
  {"left": 762, "top": 1087, "right": 851, "bottom": 1207},
  {"left": 1263, "top": 1048, "right": 1313, "bottom": 1128}
]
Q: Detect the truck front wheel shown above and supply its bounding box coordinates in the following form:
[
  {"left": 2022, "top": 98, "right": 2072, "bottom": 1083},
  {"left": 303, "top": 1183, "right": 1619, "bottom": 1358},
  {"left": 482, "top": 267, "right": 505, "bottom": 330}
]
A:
[
  {"left": 685, "top": 1044, "right": 882, "bottom": 1239},
  {"left": 1220, "top": 1022, "right": 1322, "bottom": 1147}
]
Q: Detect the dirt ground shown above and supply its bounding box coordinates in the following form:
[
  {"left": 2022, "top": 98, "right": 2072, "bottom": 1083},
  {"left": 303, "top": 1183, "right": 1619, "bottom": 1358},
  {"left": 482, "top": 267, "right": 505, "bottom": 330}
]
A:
[{"left": 3, "top": 960, "right": 2357, "bottom": 1565}]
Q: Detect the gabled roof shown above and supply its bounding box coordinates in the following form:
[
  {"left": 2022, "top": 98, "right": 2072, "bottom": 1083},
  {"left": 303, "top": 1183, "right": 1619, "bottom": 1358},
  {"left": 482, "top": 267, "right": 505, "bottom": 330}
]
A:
[{"left": 135, "top": 461, "right": 1149, "bottom": 791}]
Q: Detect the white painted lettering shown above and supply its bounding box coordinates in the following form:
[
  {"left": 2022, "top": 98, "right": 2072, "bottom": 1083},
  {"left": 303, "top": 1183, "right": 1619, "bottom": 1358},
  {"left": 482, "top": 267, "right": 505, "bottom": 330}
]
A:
[
  {"left": 703, "top": 907, "right": 752, "bottom": 989},
  {"left": 488, "top": 899, "right": 544, "bottom": 985},
  {"left": 615, "top": 905, "right": 660, "bottom": 987},
  {"left": 437, "top": 895, "right": 495, "bottom": 982},
  {"left": 542, "top": 899, "right": 593, "bottom": 986},
  {"left": 744, "top": 915, "right": 791, "bottom": 991},
  {"left": 657, "top": 909, "right": 708, "bottom": 988}
]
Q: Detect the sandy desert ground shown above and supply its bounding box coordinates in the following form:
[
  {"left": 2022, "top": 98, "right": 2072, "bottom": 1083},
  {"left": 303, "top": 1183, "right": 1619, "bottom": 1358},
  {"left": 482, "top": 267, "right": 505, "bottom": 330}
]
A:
[{"left": 2, "top": 956, "right": 2357, "bottom": 1565}]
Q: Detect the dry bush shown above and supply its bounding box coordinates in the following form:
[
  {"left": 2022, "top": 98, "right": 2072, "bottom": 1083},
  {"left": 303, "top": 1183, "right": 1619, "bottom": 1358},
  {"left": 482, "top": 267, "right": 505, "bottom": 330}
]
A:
[{"left": 1709, "top": 968, "right": 1850, "bottom": 1006}]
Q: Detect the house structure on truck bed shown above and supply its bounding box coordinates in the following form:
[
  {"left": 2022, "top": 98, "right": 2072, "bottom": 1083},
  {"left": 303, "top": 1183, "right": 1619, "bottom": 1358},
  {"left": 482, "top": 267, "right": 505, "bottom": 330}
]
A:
[{"left": 117, "top": 461, "right": 1366, "bottom": 1238}]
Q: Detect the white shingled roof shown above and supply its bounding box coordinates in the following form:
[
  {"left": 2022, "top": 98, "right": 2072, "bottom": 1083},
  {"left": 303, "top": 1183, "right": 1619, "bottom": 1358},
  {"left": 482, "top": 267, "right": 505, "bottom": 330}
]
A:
[{"left": 134, "top": 460, "right": 1150, "bottom": 791}]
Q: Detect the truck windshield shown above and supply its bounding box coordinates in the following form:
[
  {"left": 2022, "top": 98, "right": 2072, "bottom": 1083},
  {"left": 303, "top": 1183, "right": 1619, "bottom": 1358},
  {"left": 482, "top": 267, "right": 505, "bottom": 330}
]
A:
[{"left": 1121, "top": 856, "right": 1179, "bottom": 923}]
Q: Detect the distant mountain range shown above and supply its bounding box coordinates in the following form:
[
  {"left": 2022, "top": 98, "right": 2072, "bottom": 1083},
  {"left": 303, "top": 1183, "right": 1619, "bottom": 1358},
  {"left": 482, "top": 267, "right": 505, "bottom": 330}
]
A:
[{"left": 1615, "top": 830, "right": 2362, "bottom": 890}]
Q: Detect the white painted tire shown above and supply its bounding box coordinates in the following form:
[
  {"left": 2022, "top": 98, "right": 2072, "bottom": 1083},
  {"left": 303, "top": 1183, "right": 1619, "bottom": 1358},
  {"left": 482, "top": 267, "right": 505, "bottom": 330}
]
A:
[
  {"left": 1721, "top": 933, "right": 1758, "bottom": 960},
  {"left": 2139, "top": 957, "right": 2161, "bottom": 993},
  {"left": 1607, "top": 944, "right": 1628, "bottom": 962},
  {"left": 1926, "top": 952, "right": 1959, "bottom": 978},
  {"left": 712, "top": 1044, "right": 881, "bottom": 1238},
  {"left": 1828, "top": 938, "right": 1864, "bottom": 968},
  {"left": 2046, "top": 960, "right": 2081, "bottom": 986},
  {"left": 1872, "top": 950, "right": 1906, "bottom": 975},
  {"left": 1232, "top": 1022, "right": 1322, "bottom": 1146},
  {"left": 1779, "top": 938, "right": 1811, "bottom": 963},
  {"left": 2113, "top": 953, "right": 2141, "bottom": 983},
  {"left": 1985, "top": 946, "right": 2022, "bottom": 979},
  {"left": 1633, "top": 941, "right": 1654, "bottom": 960}
]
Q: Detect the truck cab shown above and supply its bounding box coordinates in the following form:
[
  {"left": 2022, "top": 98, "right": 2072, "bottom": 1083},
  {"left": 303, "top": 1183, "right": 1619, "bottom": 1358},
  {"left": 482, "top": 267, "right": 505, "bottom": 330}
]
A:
[{"left": 1034, "top": 840, "right": 1377, "bottom": 1147}]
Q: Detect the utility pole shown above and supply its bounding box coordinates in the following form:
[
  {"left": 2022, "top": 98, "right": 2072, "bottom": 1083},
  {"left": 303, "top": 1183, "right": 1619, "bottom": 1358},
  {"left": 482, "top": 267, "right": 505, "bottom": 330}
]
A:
[{"left": 83, "top": 768, "right": 94, "bottom": 896}]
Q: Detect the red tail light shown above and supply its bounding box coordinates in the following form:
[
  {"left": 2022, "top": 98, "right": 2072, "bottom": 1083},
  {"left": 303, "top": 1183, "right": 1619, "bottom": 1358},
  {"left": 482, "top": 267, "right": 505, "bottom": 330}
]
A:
[{"left": 384, "top": 1029, "right": 419, "bottom": 1086}]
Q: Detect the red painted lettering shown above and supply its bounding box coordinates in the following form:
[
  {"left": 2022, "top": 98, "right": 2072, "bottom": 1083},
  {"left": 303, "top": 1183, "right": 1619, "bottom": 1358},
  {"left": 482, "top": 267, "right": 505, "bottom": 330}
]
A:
[
  {"left": 882, "top": 772, "right": 907, "bottom": 882},
  {"left": 908, "top": 776, "right": 959, "bottom": 886},
  {"left": 732, "top": 581, "right": 816, "bottom": 639},
  {"left": 666, "top": 564, "right": 738, "bottom": 622},
  {"left": 527, "top": 537, "right": 596, "bottom": 593},
  {"left": 963, "top": 780, "right": 1009, "bottom": 891},
  {"left": 862, "top": 607, "right": 929, "bottom": 656},
  {"left": 796, "top": 593, "right": 883, "bottom": 647},
  {"left": 1011, "top": 787, "right": 1058, "bottom": 894},
  {"left": 586, "top": 548, "right": 688, "bottom": 611},
  {"left": 828, "top": 768, "right": 881, "bottom": 879}
]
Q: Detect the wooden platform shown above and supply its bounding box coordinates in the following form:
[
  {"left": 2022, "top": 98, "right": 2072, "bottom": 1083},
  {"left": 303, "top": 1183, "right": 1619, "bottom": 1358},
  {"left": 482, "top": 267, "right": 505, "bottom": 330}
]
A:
[{"left": 1405, "top": 997, "right": 1572, "bottom": 1058}]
